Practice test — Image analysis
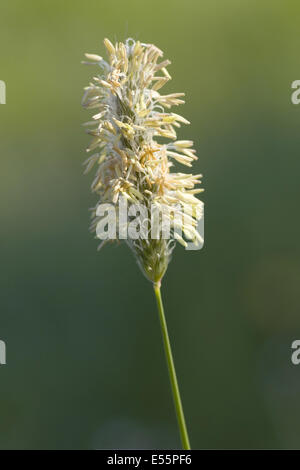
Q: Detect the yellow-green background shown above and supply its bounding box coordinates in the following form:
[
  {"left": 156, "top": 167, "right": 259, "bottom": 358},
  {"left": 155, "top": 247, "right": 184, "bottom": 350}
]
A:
[{"left": 1, "top": 0, "right": 300, "bottom": 449}]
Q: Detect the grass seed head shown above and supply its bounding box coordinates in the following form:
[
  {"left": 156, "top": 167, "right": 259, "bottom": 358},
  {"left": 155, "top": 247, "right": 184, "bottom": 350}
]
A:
[{"left": 82, "top": 38, "right": 203, "bottom": 283}]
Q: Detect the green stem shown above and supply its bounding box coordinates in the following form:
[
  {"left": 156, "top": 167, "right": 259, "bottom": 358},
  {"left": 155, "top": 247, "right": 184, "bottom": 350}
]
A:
[{"left": 153, "top": 282, "right": 191, "bottom": 450}]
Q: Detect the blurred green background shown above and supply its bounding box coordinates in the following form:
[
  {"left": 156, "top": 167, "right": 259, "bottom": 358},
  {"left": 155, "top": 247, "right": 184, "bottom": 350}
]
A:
[{"left": 1, "top": 0, "right": 300, "bottom": 449}]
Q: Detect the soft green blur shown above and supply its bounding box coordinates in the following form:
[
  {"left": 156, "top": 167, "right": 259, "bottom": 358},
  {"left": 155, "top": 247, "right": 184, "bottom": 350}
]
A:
[{"left": 1, "top": 0, "right": 300, "bottom": 449}]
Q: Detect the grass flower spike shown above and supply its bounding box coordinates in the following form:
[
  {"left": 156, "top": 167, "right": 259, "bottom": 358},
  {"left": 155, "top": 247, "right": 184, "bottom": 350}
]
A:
[
  {"left": 82, "top": 38, "right": 203, "bottom": 284},
  {"left": 82, "top": 38, "right": 204, "bottom": 450}
]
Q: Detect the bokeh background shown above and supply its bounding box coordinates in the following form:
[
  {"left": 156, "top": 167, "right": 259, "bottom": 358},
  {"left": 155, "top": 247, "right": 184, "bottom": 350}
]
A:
[{"left": 1, "top": 0, "right": 300, "bottom": 449}]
